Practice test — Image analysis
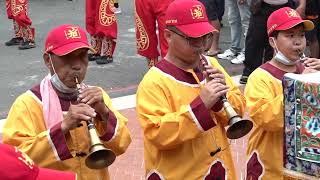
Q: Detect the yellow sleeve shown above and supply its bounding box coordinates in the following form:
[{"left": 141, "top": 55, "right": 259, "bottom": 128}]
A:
[
  {"left": 95, "top": 90, "right": 132, "bottom": 156},
  {"left": 136, "top": 79, "right": 216, "bottom": 150},
  {"left": 209, "top": 57, "right": 246, "bottom": 126},
  {"left": 244, "top": 71, "right": 284, "bottom": 131},
  {"left": 2, "top": 94, "right": 70, "bottom": 167}
]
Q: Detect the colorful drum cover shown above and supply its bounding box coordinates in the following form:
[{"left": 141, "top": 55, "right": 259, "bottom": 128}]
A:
[{"left": 283, "top": 72, "right": 320, "bottom": 179}]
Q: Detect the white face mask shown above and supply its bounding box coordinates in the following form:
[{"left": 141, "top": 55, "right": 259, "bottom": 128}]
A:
[
  {"left": 272, "top": 37, "right": 297, "bottom": 66},
  {"left": 48, "top": 54, "right": 77, "bottom": 94}
]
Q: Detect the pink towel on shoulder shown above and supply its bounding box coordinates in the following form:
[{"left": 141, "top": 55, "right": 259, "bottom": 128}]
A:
[{"left": 40, "top": 74, "right": 63, "bottom": 129}]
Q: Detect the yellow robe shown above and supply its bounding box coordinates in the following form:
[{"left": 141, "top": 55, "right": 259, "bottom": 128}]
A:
[
  {"left": 245, "top": 62, "right": 304, "bottom": 180},
  {"left": 2, "top": 85, "right": 131, "bottom": 180},
  {"left": 136, "top": 57, "right": 246, "bottom": 180}
]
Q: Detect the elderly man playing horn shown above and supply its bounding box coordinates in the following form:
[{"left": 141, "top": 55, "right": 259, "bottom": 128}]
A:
[
  {"left": 2, "top": 24, "right": 131, "bottom": 180},
  {"left": 136, "top": 0, "right": 246, "bottom": 179}
]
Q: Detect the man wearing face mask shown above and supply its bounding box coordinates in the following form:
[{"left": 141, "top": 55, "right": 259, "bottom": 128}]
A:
[
  {"left": 2, "top": 24, "right": 131, "bottom": 180},
  {"left": 136, "top": 0, "right": 246, "bottom": 179},
  {"left": 244, "top": 7, "right": 320, "bottom": 180}
]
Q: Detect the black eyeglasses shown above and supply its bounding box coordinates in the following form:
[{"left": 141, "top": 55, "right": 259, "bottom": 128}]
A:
[{"left": 168, "top": 28, "right": 213, "bottom": 47}]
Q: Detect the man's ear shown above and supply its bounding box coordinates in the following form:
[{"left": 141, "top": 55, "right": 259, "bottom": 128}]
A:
[
  {"left": 43, "top": 53, "right": 52, "bottom": 69},
  {"left": 164, "top": 29, "right": 172, "bottom": 44},
  {"left": 268, "top": 37, "right": 276, "bottom": 49}
]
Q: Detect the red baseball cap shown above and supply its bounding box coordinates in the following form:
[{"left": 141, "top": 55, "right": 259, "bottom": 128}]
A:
[
  {"left": 45, "top": 24, "right": 95, "bottom": 56},
  {"left": 267, "top": 7, "right": 314, "bottom": 37},
  {"left": 0, "top": 144, "right": 77, "bottom": 180},
  {"left": 165, "top": 0, "right": 217, "bottom": 38}
]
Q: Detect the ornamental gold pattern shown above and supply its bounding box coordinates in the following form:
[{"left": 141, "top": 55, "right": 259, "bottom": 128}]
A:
[
  {"left": 135, "top": 11, "right": 149, "bottom": 51},
  {"left": 10, "top": 0, "right": 24, "bottom": 16},
  {"left": 13, "top": 20, "right": 23, "bottom": 38},
  {"left": 25, "top": 26, "right": 35, "bottom": 41},
  {"left": 99, "top": 0, "right": 116, "bottom": 26},
  {"left": 91, "top": 35, "right": 102, "bottom": 54},
  {"left": 101, "top": 38, "right": 113, "bottom": 56}
]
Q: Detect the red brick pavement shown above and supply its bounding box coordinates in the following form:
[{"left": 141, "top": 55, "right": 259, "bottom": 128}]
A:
[{"left": 109, "top": 108, "right": 249, "bottom": 180}]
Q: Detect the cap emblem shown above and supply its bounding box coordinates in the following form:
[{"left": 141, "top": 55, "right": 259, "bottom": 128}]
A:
[
  {"left": 286, "top": 9, "right": 299, "bottom": 18},
  {"left": 64, "top": 26, "right": 81, "bottom": 39},
  {"left": 190, "top": 5, "right": 204, "bottom": 20}
]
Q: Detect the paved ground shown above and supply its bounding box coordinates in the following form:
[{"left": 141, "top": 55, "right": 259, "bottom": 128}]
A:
[{"left": 0, "top": 0, "right": 245, "bottom": 118}]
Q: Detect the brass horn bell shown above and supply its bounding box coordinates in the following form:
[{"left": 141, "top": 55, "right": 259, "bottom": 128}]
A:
[
  {"left": 222, "top": 97, "right": 253, "bottom": 139},
  {"left": 75, "top": 76, "right": 116, "bottom": 169},
  {"left": 85, "top": 121, "right": 116, "bottom": 169}
]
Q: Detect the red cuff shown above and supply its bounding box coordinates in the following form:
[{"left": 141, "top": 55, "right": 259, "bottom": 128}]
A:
[
  {"left": 100, "top": 110, "right": 118, "bottom": 142},
  {"left": 49, "top": 121, "right": 73, "bottom": 160},
  {"left": 190, "top": 96, "right": 216, "bottom": 131},
  {"left": 211, "top": 100, "right": 223, "bottom": 112}
]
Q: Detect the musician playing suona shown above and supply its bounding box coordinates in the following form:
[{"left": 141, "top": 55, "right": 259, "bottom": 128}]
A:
[
  {"left": 2, "top": 24, "right": 131, "bottom": 180},
  {"left": 136, "top": 0, "right": 246, "bottom": 179},
  {"left": 85, "top": 0, "right": 118, "bottom": 64},
  {"left": 245, "top": 7, "right": 320, "bottom": 180},
  {"left": 5, "top": 0, "right": 36, "bottom": 49}
]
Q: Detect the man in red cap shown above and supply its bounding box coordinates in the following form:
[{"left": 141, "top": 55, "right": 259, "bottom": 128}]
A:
[
  {"left": 85, "top": 0, "right": 118, "bottom": 64},
  {"left": 5, "top": 0, "right": 36, "bottom": 50},
  {"left": 136, "top": 0, "right": 246, "bottom": 179},
  {"left": 0, "top": 143, "right": 76, "bottom": 180},
  {"left": 134, "top": 0, "right": 174, "bottom": 68},
  {"left": 244, "top": 7, "right": 320, "bottom": 180},
  {"left": 3, "top": 24, "right": 131, "bottom": 180}
]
